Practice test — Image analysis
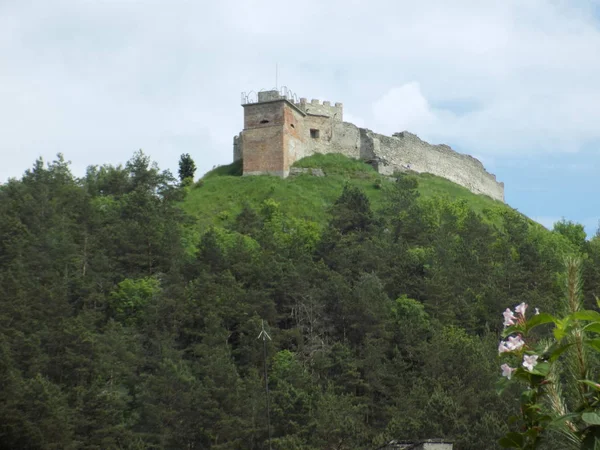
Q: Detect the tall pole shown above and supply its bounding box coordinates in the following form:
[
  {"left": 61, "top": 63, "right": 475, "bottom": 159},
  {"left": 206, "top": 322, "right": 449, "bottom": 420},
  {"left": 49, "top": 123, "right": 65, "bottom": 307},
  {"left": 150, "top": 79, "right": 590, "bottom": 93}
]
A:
[
  {"left": 275, "top": 63, "right": 278, "bottom": 91},
  {"left": 258, "top": 320, "right": 272, "bottom": 450}
]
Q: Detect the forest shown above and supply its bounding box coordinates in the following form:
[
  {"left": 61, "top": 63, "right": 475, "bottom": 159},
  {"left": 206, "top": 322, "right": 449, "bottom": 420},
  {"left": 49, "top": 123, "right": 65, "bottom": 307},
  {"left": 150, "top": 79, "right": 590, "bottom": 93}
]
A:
[{"left": 0, "top": 151, "right": 596, "bottom": 449}]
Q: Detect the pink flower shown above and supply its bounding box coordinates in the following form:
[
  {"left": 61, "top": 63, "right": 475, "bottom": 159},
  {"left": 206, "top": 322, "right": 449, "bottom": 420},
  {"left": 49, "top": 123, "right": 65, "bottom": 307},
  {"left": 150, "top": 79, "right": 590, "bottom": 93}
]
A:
[
  {"left": 507, "top": 335, "right": 525, "bottom": 351},
  {"left": 515, "top": 302, "right": 528, "bottom": 317},
  {"left": 503, "top": 308, "right": 517, "bottom": 327},
  {"left": 501, "top": 363, "right": 516, "bottom": 380},
  {"left": 523, "top": 354, "right": 539, "bottom": 372},
  {"left": 498, "top": 341, "right": 512, "bottom": 354},
  {"left": 498, "top": 335, "right": 525, "bottom": 353}
]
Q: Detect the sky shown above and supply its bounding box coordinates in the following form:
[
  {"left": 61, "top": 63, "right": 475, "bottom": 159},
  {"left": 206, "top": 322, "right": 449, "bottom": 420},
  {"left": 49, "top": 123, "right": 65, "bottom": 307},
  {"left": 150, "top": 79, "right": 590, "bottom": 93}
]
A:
[{"left": 2, "top": 0, "right": 600, "bottom": 234}]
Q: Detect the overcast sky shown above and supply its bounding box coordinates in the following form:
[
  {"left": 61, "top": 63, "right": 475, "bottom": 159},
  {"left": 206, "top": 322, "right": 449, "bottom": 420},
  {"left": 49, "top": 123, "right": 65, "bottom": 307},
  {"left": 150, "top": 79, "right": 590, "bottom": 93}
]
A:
[{"left": 2, "top": 0, "right": 600, "bottom": 234}]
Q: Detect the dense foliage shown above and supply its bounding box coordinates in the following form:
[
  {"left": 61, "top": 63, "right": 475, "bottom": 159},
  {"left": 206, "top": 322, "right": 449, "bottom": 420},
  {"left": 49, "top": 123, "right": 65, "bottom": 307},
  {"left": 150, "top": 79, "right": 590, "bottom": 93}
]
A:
[
  {"left": 0, "top": 152, "right": 596, "bottom": 449},
  {"left": 178, "top": 153, "right": 197, "bottom": 184}
]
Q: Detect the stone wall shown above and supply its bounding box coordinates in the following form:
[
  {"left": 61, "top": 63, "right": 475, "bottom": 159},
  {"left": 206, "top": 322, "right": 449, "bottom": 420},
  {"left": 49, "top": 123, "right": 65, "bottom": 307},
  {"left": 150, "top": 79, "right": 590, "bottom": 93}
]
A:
[
  {"left": 283, "top": 103, "right": 307, "bottom": 170},
  {"left": 301, "top": 119, "right": 362, "bottom": 159},
  {"left": 233, "top": 132, "right": 242, "bottom": 161},
  {"left": 365, "top": 130, "right": 504, "bottom": 202}
]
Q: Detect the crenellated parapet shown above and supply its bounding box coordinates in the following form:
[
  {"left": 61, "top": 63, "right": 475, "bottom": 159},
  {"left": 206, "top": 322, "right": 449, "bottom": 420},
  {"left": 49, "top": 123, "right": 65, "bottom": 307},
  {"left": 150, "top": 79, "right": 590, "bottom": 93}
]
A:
[
  {"left": 242, "top": 87, "right": 343, "bottom": 120},
  {"left": 296, "top": 98, "right": 343, "bottom": 121}
]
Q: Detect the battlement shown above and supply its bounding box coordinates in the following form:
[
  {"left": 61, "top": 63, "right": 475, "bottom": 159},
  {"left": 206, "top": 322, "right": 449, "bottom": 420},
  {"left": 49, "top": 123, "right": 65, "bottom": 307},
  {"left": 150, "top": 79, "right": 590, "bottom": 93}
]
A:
[
  {"left": 296, "top": 97, "right": 343, "bottom": 121},
  {"left": 241, "top": 87, "right": 343, "bottom": 120}
]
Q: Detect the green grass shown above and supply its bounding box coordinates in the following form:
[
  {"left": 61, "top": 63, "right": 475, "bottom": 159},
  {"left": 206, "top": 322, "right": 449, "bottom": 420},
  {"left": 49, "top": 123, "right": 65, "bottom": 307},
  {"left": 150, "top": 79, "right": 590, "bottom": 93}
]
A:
[
  {"left": 202, "top": 159, "right": 243, "bottom": 178},
  {"left": 414, "top": 172, "right": 505, "bottom": 216},
  {"left": 293, "top": 153, "right": 378, "bottom": 176},
  {"left": 182, "top": 154, "right": 511, "bottom": 231}
]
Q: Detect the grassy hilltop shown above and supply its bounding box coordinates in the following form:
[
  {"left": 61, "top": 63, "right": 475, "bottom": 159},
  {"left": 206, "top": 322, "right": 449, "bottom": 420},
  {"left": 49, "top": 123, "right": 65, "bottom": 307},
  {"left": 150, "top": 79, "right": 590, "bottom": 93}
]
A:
[{"left": 183, "top": 153, "right": 512, "bottom": 232}]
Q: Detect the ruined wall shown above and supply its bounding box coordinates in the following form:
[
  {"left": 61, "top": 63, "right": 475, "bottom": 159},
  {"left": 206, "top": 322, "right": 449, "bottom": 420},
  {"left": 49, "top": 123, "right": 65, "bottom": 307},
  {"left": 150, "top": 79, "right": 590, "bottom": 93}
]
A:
[
  {"left": 299, "top": 118, "right": 361, "bottom": 159},
  {"left": 233, "top": 132, "right": 242, "bottom": 162},
  {"left": 366, "top": 130, "right": 504, "bottom": 202}
]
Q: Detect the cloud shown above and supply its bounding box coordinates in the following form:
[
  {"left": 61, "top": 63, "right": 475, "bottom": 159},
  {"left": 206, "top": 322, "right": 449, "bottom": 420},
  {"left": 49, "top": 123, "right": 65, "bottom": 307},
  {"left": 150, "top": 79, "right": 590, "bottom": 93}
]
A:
[
  {"left": 371, "top": 83, "right": 439, "bottom": 136},
  {"left": 2, "top": 0, "right": 600, "bottom": 183}
]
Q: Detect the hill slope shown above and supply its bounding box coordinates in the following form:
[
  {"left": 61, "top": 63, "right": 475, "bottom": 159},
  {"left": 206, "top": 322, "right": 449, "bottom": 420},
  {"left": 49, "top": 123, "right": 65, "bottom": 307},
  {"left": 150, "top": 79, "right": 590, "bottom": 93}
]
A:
[
  {"left": 0, "top": 151, "right": 589, "bottom": 450},
  {"left": 183, "top": 153, "right": 511, "bottom": 232}
]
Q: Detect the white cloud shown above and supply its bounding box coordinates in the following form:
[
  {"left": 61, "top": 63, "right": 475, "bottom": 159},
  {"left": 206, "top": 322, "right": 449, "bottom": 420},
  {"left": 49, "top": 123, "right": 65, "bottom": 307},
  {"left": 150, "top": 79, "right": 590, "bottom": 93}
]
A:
[
  {"left": 371, "top": 83, "right": 439, "bottom": 136},
  {"left": 2, "top": 0, "right": 600, "bottom": 182}
]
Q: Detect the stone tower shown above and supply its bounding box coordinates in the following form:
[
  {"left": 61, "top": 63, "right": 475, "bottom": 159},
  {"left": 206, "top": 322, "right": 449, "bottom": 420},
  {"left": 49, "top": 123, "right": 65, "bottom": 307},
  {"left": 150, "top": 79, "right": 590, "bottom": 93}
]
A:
[
  {"left": 234, "top": 89, "right": 344, "bottom": 178},
  {"left": 236, "top": 90, "right": 306, "bottom": 177}
]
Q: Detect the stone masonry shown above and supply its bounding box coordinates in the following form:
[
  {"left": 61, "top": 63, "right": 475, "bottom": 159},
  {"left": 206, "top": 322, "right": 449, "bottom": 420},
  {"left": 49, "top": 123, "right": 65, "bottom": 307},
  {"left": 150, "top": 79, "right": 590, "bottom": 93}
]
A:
[{"left": 234, "top": 89, "right": 504, "bottom": 202}]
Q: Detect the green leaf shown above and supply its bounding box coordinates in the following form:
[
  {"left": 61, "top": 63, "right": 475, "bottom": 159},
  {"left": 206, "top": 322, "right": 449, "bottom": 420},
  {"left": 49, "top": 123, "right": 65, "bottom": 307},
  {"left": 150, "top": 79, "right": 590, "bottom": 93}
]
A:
[
  {"left": 496, "top": 377, "right": 511, "bottom": 395},
  {"left": 545, "top": 342, "right": 574, "bottom": 362},
  {"left": 553, "top": 317, "right": 571, "bottom": 341},
  {"left": 521, "top": 388, "right": 536, "bottom": 403},
  {"left": 512, "top": 369, "right": 534, "bottom": 383},
  {"left": 546, "top": 412, "right": 580, "bottom": 430},
  {"left": 498, "top": 432, "right": 524, "bottom": 448},
  {"left": 525, "top": 312, "right": 556, "bottom": 331},
  {"left": 502, "top": 324, "right": 524, "bottom": 338},
  {"left": 586, "top": 338, "right": 600, "bottom": 352},
  {"left": 572, "top": 311, "right": 600, "bottom": 322},
  {"left": 584, "top": 323, "right": 600, "bottom": 334},
  {"left": 579, "top": 380, "right": 600, "bottom": 391},
  {"left": 529, "top": 361, "right": 550, "bottom": 377},
  {"left": 582, "top": 412, "right": 600, "bottom": 425}
]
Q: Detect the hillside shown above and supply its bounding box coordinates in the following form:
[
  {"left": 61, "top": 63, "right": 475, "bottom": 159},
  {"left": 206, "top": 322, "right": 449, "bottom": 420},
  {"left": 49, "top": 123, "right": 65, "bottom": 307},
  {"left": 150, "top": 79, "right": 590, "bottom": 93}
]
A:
[
  {"left": 0, "top": 151, "right": 594, "bottom": 450},
  {"left": 183, "top": 153, "right": 512, "bottom": 232}
]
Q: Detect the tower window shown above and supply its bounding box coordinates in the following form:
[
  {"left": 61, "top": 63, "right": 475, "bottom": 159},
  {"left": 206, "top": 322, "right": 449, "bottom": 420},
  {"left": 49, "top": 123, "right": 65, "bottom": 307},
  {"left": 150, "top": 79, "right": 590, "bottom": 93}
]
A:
[
  {"left": 310, "top": 129, "right": 320, "bottom": 138},
  {"left": 290, "top": 123, "right": 295, "bottom": 128},
  {"left": 260, "top": 119, "right": 269, "bottom": 124}
]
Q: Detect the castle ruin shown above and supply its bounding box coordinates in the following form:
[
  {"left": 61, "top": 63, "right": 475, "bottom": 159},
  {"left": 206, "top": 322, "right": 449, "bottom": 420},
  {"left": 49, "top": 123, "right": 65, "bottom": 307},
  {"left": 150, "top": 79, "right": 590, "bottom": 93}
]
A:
[{"left": 233, "top": 88, "right": 504, "bottom": 202}]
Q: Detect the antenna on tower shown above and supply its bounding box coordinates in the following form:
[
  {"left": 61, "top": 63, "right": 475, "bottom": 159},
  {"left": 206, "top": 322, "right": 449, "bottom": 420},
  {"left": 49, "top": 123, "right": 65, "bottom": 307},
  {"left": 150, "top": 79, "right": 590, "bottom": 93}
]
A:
[
  {"left": 257, "top": 320, "right": 272, "bottom": 449},
  {"left": 275, "top": 63, "right": 278, "bottom": 90}
]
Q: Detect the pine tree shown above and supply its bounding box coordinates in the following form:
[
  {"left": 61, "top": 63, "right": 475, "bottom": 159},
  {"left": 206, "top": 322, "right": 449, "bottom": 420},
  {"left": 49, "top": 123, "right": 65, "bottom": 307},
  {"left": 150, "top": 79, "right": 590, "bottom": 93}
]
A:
[{"left": 178, "top": 153, "right": 196, "bottom": 183}]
